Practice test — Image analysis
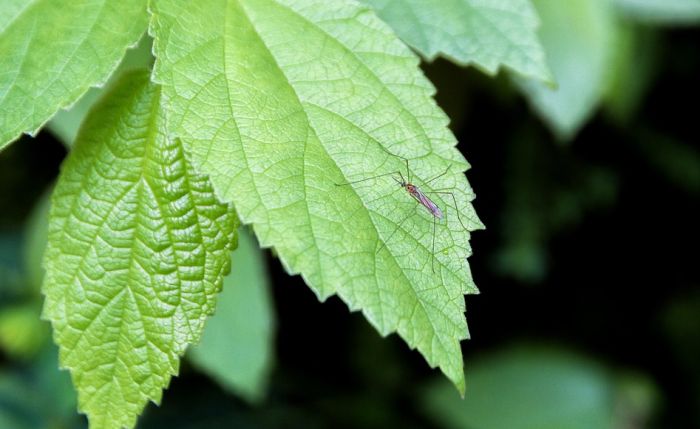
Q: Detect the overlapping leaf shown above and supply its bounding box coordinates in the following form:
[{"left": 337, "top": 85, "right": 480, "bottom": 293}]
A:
[
  {"left": 615, "top": 0, "right": 700, "bottom": 25},
  {"left": 151, "top": 0, "right": 482, "bottom": 392},
  {"left": 189, "top": 229, "right": 275, "bottom": 403},
  {"left": 47, "top": 35, "right": 155, "bottom": 147},
  {"left": 363, "top": 0, "right": 553, "bottom": 83},
  {"left": 423, "top": 346, "right": 621, "bottom": 429},
  {"left": 42, "top": 70, "right": 238, "bottom": 428},
  {"left": 0, "top": 0, "right": 148, "bottom": 150},
  {"left": 516, "top": 0, "right": 617, "bottom": 140}
]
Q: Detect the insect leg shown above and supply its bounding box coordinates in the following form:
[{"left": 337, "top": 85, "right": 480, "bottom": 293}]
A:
[
  {"left": 405, "top": 158, "right": 410, "bottom": 184},
  {"left": 432, "top": 213, "right": 436, "bottom": 273},
  {"left": 376, "top": 207, "right": 415, "bottom": 253},
  {"left": 425, "top": 165, "right": 451, "bottom": 185},
  {"left": 372, "top": 143, "right": 412, "bottom": 184},
  {"left": 425, "top": 191, "right": 468, "bottom": 231}
]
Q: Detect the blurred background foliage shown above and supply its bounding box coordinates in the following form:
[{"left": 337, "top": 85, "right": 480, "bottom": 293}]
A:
[{"left": 1, "top": 1, "right": 699, "bottom": 428}]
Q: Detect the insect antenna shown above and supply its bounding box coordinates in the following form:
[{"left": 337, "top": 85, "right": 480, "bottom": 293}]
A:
[
  {"left": 371, "top": 144, "right": 413, "bottom": 183},
  {"left": 335, "top": 171, "right": 402, "bottom": 186}
]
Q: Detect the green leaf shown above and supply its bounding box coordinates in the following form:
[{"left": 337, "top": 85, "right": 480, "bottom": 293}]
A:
[
  {"left": 494, "top": 132, "right": 618, "bottom": 282},
  {"left": 151, "top": 0, "right": 482, "bottom": 393},
  {"left": 0, "top": 343, "right": 82, "bottom": 428},
  {"left": 0, "top": 304, "right": 47, "bottom": 359},
  {"left": 0, "top": 0, "right": 148, "bottom": 150},
  {"left": 23, "top": 186, "right": 52, "bottom": 293},
  {"left": 603, "top": 24, "right": 658, "bottom": 124},
  {"left": 423, "top": 345, "right": 618, "bottom": 429},
  {"left": 189, "top": 228, "right": 275, "bottom": 403},
  {"left": 362, "top": 0, "right": 553, "bottom": 83},
  {"left": 615, "top": 0, "right": 700, "bottom": 25},
  {"left": 42, "top": 70, "right": 238, "bottom": 428},
  {"left": 47, "top": 35, "right": 155, "bottom": 147},
  {"left": 515, "top": 0, "right": 618, "bottom": 140},
  {"left": 636, "top": 133, "right": 700, "bottom": 195}
]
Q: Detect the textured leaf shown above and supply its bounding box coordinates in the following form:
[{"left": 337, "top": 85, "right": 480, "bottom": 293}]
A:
[
  {"left": 615, "top": 0, "right": 700, "bottom": 25},
  {"left": 0, "top": 0, "right": 148, "bottom": 150},
  {"left": 151, "top": 0, "right": 482, "bottom": 392},
  {"left": 42, "top": 70, "right": 238, "bottom": 429},
  {"left": 515, "top": 0, "right": 617, "bottom": 140},
  {"left": 47, "top": 35, "right": 155, "bottom": 147},
  {"left": 189, "top": 228, "right": 275, "bottom": 403},
  {"left": 363, "top": 0, "right": 553, "bottom": 83}
]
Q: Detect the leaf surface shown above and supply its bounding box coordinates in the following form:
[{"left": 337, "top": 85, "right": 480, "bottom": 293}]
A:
[
  {"left": 515, "top": 0, "right": 617, "bottom": 140},
  {"left": 47, "top": 35, "right": 155, "bottom": 147},
  {"left": 423, "top": 346, "right": 618, "bottom": 429},
  {"left": 189, "top": 228, "right": 275, "bottom": 403},
  {"left": 150, "top": 0, "right": 482, "bottom": 392},
  {"left": 42, "top": 70, "right": 238, "bottom": 428},
  {"left": 363, "top": 0, "right": 553, "bottom": 82},
  {"left": 0, "top": 0, "right": 148, "bottom": 150},
  {"left": 615, "top": 0, "right": 700, "bottom": 25}
]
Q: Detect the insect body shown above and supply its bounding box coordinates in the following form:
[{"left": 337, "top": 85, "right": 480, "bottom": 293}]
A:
[
  {"left": 404, "top": 182, "right": 443, "bottom": 220},
  {"left": 337, "top": 152, "right": 466, "bottom": 273}
]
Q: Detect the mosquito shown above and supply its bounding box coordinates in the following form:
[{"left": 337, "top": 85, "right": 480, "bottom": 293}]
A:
[{"left": 335, "top": 152, "right": 467, "bottom": 273}]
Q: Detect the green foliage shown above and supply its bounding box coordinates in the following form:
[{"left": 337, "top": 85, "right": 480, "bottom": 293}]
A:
[
  {"left": 5, "top": 0, "right": 694, "bottom": 426},
  {"left": 151, "top": 0, "right": 482, "bottom": 393},
  {"left": 0, "top": 343, "right": 81, "bottom": 429},
  {"left": 603, "top": 24, "right": 658, "bottom": 123},
  {"left": 423, "top": 345, "right": 658, "bottom": 429},
  {"left": 0, "top": 0, "right": 148, "bottom": 150},
  {"left": 42, "top": 70, "right": 238, "bottom": 428},
  {"left": 362, "top": 0, "right": 553, "bottom": 83},
  {"left": 615, "top": 0, "right": 700, "bottom": 25},
  {"left": 636, "top": 133, "right": 700, "bottom": 195},
  {"left": 495, "top": 132, "right": 618, "bottom": 282},
  {"left": 23, "top": 187, "right": 51, "bottom": 292},
  {"left": 47, "top": 36, "right": 155, "bottom": 147},
  {"left": 0, "top": 304, "right": 46, "bottom": 359},
  {"left": 516, "top": 0, "right": 618, "bottom": 140},
  {"left": 189, "top": 228, "right": 276, "bottom": 403}
]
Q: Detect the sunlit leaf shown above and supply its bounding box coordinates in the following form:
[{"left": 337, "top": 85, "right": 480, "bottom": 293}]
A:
[
  {"left": 151, "top": 0, "right": 482, "bottom": 393},
  {"left": 0, "top": 0, "right": 148, "bottom": 150},
  {"left": 42, "top": 70, "right": 238, "bottom": 428},
  {"left": 363, "top": 0, "right": 553, "bottom": 83},
  {"left": 47, "top": 35, "right": 155, "bottom": 147}
]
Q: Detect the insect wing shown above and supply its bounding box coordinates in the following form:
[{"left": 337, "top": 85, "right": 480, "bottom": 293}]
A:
[{"left": 412, "top": 187, "right": 443, "bottom": 219}]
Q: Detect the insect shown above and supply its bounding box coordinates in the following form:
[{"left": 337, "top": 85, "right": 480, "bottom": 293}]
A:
[{"left": 336, "top": 151, "right": 467, "bottom": 273}]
